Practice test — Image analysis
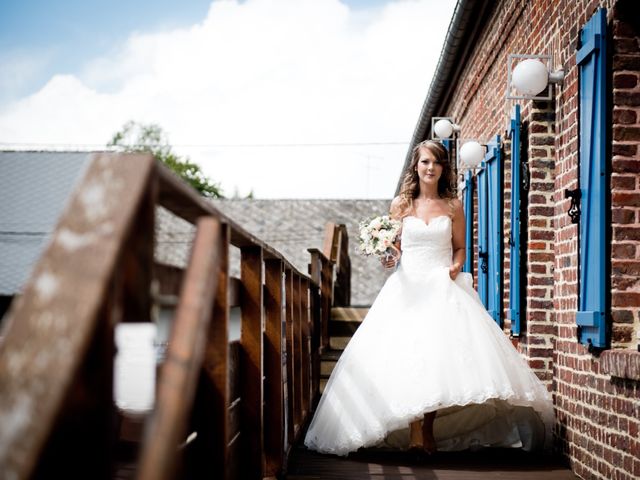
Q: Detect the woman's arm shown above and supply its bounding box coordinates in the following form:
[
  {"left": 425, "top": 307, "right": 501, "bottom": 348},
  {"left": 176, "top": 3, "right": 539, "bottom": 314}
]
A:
[
  {"left": 449, "top": 198, "right": 466, "bottom": 280},
  {"left": 382, "top": 196, "right": 403, "bottom": 269}
]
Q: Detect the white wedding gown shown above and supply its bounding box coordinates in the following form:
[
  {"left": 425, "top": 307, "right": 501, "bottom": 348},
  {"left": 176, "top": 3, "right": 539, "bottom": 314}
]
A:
[{"left": 304, "top": 215, "right": 555, "bottom": 456}]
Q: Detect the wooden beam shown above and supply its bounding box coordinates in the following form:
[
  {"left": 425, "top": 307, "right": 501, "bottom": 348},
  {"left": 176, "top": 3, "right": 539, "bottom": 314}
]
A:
[
  {"left": 186, "top": 222, "right": 230, "bottom": 479},
  {"left": 293, "top": 274, "right": 303, "bottom": 436},
  {"left": 0, "top": 153, "right": 155, "bottom": 480},
  {"left": 120, "top": 172, "right": 157, "bottom": 322},
  {"left": 263, "top": 259, "right": 284, "bottom": 478},
  {"left": 240, "top": 246, "right": 264, "bottom": 479},
  {"left": 300, "top": 278, "right": 311, "bottom": 421},
  {"left": 322, "top": 223, "right": 338, "bottom": 261},
  {"left": 137, "top": 216, "right": 222, "bottom": 480},
  {"left": 284, "top": 268, "right": 295, "bottom": 445}
]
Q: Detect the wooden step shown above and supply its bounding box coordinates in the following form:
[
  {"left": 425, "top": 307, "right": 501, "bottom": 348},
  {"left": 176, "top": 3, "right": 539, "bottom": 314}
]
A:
[
  {"left": 330, "top": 307, "right": 369, "bottom": 322},
  {"left": 320, "top": 349, "right": 342, "bottom": 376},
  {"left": 327, "top": 308, "right": 369, "bottom": 349},
  {"left": 329, "top": 336, "right": 351, "bottom": 351}
]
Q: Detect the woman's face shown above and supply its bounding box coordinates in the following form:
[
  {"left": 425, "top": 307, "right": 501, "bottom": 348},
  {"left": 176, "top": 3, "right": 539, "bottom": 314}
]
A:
[{"left": 415, "top": 147, "right": 443, "bottom": 187}]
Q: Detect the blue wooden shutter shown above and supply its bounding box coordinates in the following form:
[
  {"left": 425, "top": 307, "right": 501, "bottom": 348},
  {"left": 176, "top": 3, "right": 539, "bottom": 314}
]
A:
[
  {"left": 486, "top": 136, "right": 503, "bottom": 327},
  {"left": 508, "top": 105, "right": 522, "bottom": 336},
  {"left": 477, "top": 136, "right": 503, "bottom": 326},
  {"left": 576, "top": 8, "right": 608, "bottom": 349},
  {"left": 462, "top": 170, "right": 474, "bottom": 274},
  {"left": 477, "top": 161, "right": 489, "bottom": 307}
]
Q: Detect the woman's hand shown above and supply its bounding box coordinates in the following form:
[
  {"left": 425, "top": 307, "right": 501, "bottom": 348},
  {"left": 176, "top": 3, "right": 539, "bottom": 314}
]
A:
[
  {"left": 449, "top": 262, "right": 462, "bottom": 280},
  {"left": 381, "top": 246, "right": 401, "bottom": 270}
]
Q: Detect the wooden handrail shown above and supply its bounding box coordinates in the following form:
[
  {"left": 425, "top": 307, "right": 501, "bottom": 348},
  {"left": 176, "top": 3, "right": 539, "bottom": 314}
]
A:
[
  {"left": 137, "top": 217, "right": 222, "bottom": 480},
  {"left": 0, "top": 152, "right": 347, "bottom": 479},
  {"left": 0, "top": 153, "right": 156, "bottom": 479}
]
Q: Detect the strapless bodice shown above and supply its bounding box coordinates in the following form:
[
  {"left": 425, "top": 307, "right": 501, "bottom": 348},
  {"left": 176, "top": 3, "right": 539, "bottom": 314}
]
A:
[{"left": 400, "top": 215, "right": 453, "bottom": 273}]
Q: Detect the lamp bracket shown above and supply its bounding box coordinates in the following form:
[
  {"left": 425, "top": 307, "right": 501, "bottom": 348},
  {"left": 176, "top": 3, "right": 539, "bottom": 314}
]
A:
[
  {"left": 431, "top": 116, "right": 461, "bottom": 140},
  {"left": 506, "top": 53, "right": 558, "bottom": 101}
]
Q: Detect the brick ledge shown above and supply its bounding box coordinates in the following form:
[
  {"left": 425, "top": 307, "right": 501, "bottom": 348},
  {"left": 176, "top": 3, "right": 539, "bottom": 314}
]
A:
[{"left": 600, "top": 350, "right": 640, "bottom": 381}]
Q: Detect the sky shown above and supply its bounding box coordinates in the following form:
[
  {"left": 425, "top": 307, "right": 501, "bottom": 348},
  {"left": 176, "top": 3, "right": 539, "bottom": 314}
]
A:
[{"left": 0, "top": 0, "right": 456, "bottom": 198}]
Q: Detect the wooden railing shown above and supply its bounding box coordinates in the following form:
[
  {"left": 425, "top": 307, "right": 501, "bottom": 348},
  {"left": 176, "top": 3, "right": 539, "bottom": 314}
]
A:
[{"left": 0, "top": 153, "right": 350, "bottom": 480}]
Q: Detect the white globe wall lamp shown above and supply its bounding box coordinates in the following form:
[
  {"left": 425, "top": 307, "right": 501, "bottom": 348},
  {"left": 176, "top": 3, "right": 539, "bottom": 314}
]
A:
[
  {"left": 457, "top": 139, "right": 486, "bottom": 173},
  {"left": 506, "top": 54, "right": 565, "bottom": 101},
  {"left": 431, "top": 117, "right": 461, "bottom": 140}
]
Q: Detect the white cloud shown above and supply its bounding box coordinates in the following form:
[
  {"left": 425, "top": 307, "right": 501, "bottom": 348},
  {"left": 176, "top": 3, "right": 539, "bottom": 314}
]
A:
[{"left": 0, "top": 0, "right": 455, "bottom": 198}]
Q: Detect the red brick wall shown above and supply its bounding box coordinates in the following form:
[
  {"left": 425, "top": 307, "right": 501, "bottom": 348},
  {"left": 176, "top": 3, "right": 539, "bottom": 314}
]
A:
[
  {"left": 438, "top": 0, "right": 640, "bottom": 478},
  {"left": 611, "top": 8, "right": 640, "bottom": 349}
]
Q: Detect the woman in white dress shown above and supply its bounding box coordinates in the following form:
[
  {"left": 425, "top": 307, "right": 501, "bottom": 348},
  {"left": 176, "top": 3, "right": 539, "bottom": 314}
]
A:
[{"left": 304, "top": 140, "right": 554, "bottom": 457}]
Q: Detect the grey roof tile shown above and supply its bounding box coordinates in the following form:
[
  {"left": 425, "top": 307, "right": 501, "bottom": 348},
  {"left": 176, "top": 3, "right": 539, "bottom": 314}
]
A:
[
  {"left": 0, "top": 151, "right": 394, "bottom": 306},
  {"left": 156, "top": 199, "right": 395, "bottom": 305},
  {"left": 0, "top": 151, "right": 93, "bottom": 294}
]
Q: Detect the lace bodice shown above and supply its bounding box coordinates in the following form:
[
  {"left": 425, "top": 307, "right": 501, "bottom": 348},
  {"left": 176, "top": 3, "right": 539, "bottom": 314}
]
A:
[{"left": 400, "top": 215, "right": 453, "bottom": 273}]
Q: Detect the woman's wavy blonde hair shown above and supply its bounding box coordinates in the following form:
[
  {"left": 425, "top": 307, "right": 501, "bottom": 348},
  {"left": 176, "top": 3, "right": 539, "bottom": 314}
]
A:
[{"left": 393, "top": 140, "right": 457, "bottom": 219}]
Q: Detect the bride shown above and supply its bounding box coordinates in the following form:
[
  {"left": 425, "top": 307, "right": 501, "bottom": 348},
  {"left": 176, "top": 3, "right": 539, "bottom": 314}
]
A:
[{"left": 304, "top": 140, "right": 554, "bottom": 456}]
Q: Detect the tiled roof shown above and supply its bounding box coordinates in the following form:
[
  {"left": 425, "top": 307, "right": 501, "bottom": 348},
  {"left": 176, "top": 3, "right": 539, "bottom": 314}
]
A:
[
  {"left": 0, "top": 151, "right": 93, "bottom": 295},
  {"left": 0, "top": 151, "right": 393, "bottom": 306},
  {"left": 156, "top": 199, "right": 394, "bottom": 306}
]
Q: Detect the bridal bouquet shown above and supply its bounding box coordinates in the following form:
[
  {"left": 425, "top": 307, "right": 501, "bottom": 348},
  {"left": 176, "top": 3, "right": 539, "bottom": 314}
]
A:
[{"left": 358, "top": 215, "right": 401, "bottom": 258}]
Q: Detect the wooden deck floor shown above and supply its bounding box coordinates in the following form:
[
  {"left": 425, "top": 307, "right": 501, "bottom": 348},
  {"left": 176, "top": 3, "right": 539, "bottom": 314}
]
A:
[{"left": 286, "top": 446, "right": 577, "bottom": 480}]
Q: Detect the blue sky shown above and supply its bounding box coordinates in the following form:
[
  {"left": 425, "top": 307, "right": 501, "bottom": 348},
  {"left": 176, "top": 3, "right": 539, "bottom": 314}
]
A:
[
  {"left": 0, "top": 0, "right": 455, "bottom": 198},
  {"left": 0, "top": 0, "right": 390, "bottom": 105},
  {"left": 1, "top": 0, "right": 212, "bottom": 105}
]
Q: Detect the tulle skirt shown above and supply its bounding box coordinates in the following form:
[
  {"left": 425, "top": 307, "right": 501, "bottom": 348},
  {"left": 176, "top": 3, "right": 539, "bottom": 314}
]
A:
[{"left": 304, "top": 265, "right": 554, "bottom": 456}]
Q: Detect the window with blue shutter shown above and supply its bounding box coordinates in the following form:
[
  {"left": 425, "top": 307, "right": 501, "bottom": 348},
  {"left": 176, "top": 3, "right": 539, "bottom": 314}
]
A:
[
  {"left": 477, "top": 136, "right": 503, "bottom": 327},
  {"left": 576, "top": 8, "right": 608, "bottom": 350},
  {"left": 508, "top": 105, "right": 522, "bottom": 336},
  {"left": 462, "top": 170, "right": 474, "bottom": 274}
]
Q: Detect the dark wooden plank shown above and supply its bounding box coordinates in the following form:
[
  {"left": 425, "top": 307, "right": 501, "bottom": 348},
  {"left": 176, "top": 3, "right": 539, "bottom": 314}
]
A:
[
  {"left": 285, "top": 268, "right": 296, "bottom": 445},
  {"left": 240, "top": 246, "right": 264, "bottom": 479},
  {"left": 286, "top": 447, "right": 578, "bottom": 480},
  {"left": 264, "top": 259, "right": 285, "bottom": 477},
  {"left": 0, "top": 152, "right": 155, "bottom": 480},
  {"left": 137, "top": 216, "right": 222, "bottom": 480},
  {"left": 322, "top": 223, "right": 338, "bottom": 261},
  {"left": 228, "top": 342, "right": 242, "bottom": 413},
  {"left": 293, "top": 274, "right": 303, "bottom": 435},
  {"left": 333, "top": 225, "right": 351, "bottom": 307},
  {"left": 320, "top": 258, "right": 333, "bottom": 351},
  {"left": 32, "top": 290, "right": 117, "bottom": 480},
  {"left": 300, "top": 278, "right": 311, "bottom": 421},
  {"left": 186, "top": 222, "right": 231, "bottom": 479},
  {"left": 120, "top": 173, "right": 157, "bottom": 323},
  {"left": 308, "top": 283, "right": 322, "bottom": 408},
  {"left": 227, "top": 341, "right": 242, "bottom": 478}
]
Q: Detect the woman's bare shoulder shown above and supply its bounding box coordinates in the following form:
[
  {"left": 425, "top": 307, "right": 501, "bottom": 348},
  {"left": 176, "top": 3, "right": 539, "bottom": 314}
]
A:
[
  {"left": 390, "top": 196, "right": 403, "bottom": 209},
  {"left": 389, "top": 196, "right": 404, "bottom": 219}
]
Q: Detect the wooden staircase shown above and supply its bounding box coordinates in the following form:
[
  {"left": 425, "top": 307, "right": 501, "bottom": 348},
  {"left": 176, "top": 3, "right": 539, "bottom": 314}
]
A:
[{"left": 320, "top": 306, "right": 369, "bottom": 393}]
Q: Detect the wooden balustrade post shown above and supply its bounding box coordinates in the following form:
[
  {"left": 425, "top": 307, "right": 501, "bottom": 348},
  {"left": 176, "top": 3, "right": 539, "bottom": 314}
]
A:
[
  {"left": 185, "top": 222, "right": 230, "bottom": 479},
  {"left": 308, "top": 281, "right": 321, "bottom": 406},
  {"left": 284, "top": 268, "right": 295, "bottom": 444},
  {"left": 240, "top": 246, "right": 264, "bottom": 479},
  {"left": 292, "top": 274, "right": 303, "bottom": 437},
  {"left": 137, "top": 216, "right": 221, "bottom": 480},
  {"left": 300, "top": 278, "right": 311, "bottom": 420},
  {"left": 264, "top": 259, "right": 284, "bottom": 478},
  {"left": 321, "top": 257, "right": 333, "bottom": 351}
]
